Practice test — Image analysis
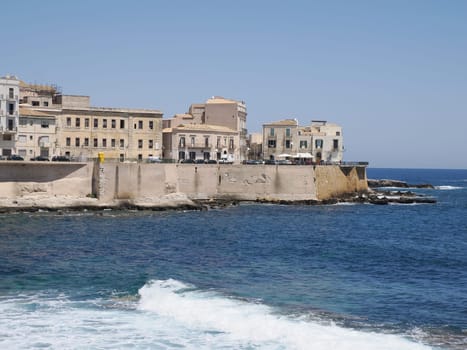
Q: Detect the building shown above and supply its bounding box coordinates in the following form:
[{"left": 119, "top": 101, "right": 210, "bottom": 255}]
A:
[
  {"left": 247, "top": 132, "right": 263, "bottom": 160},
  {"left": 163, "top": 96, "right": 247, "bottom": 162},
  {"left": 18, "top": 80, "right": 163, "bottom": 161},
  {"left": 163, "top": 124, "right": 238, "bottom": 162},
  {"left": 263, "top": 119, "right": 344, "bottom": 163},
  {"left": 17, "top": 107, "right": 57, "bottom": 159},
  {"left": 0, "top": 75, "right": 20, "bottom": 157}
]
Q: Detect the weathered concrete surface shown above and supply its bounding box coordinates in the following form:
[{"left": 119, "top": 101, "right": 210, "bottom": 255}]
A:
[
  {"left": 99, "top": 163, "right": 367, "bottom": 202},
  {"left": 0, "top": 162, "right": 93, "bottom": 199},
  {"left": 0, "top": 162, "right": 368, "bottom": 210}
]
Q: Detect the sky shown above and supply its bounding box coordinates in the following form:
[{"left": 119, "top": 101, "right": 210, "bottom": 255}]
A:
[{"left": 3, "top": 0, "right": 467, "bottom": 168}]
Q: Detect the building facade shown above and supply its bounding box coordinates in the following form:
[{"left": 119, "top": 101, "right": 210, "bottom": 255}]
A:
[
  {"left": 163, "top": 96, "right": 247, "bottom": 163},
  {"left": 163, "top": 124, "right": 238, "bottom": 162},
  {"left": 0, "top": 75, "right": 20, "bottom": 157},
  {"left": 17, "top": 107, "right": 57, "bottom": 159},
  {"left": 16, "top": 80, "right": 163, "bottom": 161},
  {"left": 263, "top": 119, "right": 344, "bottom": 163}
]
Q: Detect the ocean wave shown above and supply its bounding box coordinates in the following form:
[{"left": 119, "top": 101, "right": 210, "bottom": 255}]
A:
[
  {"left": 137, "top": 279, "right": 430, "bottom": 350},
  {"left": 435, "top": 185, "right": 463, "bottom": 190}
]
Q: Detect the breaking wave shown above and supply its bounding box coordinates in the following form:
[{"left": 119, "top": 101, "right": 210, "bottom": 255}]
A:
[{"left": 137, "top": 279, "right": 430, "bottom": 350}]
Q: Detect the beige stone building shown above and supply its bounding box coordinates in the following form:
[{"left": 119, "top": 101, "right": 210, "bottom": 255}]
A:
[
  {"left": 18, "top": 81, "right": 163, "bottom": 161},
  {"left": 263, "top": 119, "right": 344, "bottom": 163},
  {"left": 163, "top": 96, "right": 247, "bottom": 162},
  {"left": 17, "top": 107, "right": 57, "bottom": 159},
  {"left": 163, "top": 124, "right": 238, "bottom": 162}
]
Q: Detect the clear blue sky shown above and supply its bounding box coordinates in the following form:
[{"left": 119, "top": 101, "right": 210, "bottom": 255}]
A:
[{"left": 3, "top": 0, "right": 466, "bottom": 168}]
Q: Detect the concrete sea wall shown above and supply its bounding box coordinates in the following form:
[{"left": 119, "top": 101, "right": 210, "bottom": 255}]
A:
[
  {"left": 0, "top": 162, "right": 368, "bottom": 209},
  {"left": 99, "top": 163, "right": 367, "bottom": 202}
]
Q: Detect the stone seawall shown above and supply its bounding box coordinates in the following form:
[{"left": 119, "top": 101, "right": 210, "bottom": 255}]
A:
[
  {"left": 99, "top": 163, "right": 367, "bottom": 202},
  {"left": 0, "top": 162, "right": 368, "bottom": 210}
]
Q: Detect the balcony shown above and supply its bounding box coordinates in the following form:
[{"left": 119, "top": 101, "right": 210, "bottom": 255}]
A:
[
  {"left": 0, "top": 126, "right": 17, "bottom": 134},
  {"left": 186, "top": 143, "right": 213, "bottom": 149}
]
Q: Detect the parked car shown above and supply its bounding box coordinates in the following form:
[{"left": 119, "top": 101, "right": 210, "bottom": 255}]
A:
[
  {"left": 7, "top": 155, "right": 24, "bottom": 161},
  {"left": 147, "top": 156, "right": 162, "bottom": 163},
  {"left": 277, "top": 160, "right": 293, "bottom": 165},
  {"left": 31, "top": 156, "right": 49, "bottom": 161},
  {"left": 180, "top": 159, "right": 195, "bottom": 164},
  {"left": 51, "top": 155, "right": 70, "bottom": 162},
  {"left": 195, "top": 159, "right": 206, "bottom": 164},
  {"left": 207, "top": 159, "right": 218, "bottom": 164},
  {"left": 243, "top": 160, "right": 263, "bottom": 165},
  {"left": 264, "top": 159, "right": 278, "bottom": 165}
]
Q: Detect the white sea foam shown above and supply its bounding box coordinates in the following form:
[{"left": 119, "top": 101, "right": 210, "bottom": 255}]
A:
[
  {"left": 435, "top": 185, "right": 463, "bottom": 190},
  {"left": 137, "top": 279, "right": 430, "bottom": 350},
  {"left": 0, "top": 280, "right": 432, "bottom": 349}
]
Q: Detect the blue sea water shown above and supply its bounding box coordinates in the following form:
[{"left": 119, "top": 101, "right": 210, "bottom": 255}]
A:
[{"left": 0, "top": 168, "right": 466, "bottom": 349}]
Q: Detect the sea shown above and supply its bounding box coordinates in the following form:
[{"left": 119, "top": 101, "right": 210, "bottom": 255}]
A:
[{"left": 0, "top": 168, "right": 466, "bottom": 350}]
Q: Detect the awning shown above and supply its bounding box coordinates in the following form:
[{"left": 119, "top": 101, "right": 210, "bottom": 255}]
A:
[
  {"left": 294, "top": 153, "right": 313, "bottom": 158},
  {"left": 277, "top": 153, "right": 292, "bottom": 158}
]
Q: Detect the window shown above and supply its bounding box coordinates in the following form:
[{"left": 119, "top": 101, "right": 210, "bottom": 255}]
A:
[
  {"left": 75, "top": 138, "right": 80, "bottom": 147},
  {"left": 138, "top": 139, "right": 143, "bottom": 149},
  {"left": 111, "top": 119, "right": 116, "bottom": 128},
  {"left": 224, "top": 137, "right": 227, "bottom": 147},
  {"left": 191, "top": 136, "right": 195, "bottom": 147},
  {"left": 120, "top": 139, "right": 124, "bottom": 148},
  {"left": 138, "top": 120, "right": 143, "bottom": 129},
  {"left": 268, "top": 139, "right": 276, "bottom": 148},
  {"left": 285, "top": 140, "right": 291, "bottom": 148},
  {"left": 84, "top": 138, "right": 89, "bottom": 146},
  {"left": 85, "top": 118, "right": 90, "bottom": 128},
  {"left": 103, "top": 119, "right": 107, "bottom": 128},
  {"left": 93, "top": 138, "right": 98, "bottom": 147},
  {"left": 149, "top": 121, "right": 154, "bottom": 129},
  {"left": 286, "top": 128, "right": 291, "bottom": 137},
  {"left": 270, "top": 128, "right": 275, "bottom": 137},
  {"left": 138, "top": 154, "right": 143, "bottom": 161},
  {"left": 31, "top": 101, "right": 39, "bottom": 106},
  {"left": 66, "top": 137, "right": 71, "bottom": 146},
  {"left": 20, "top": 118, "right": 27, "bottom": 126},
  {"left": 179, "top": 137, "right": 185, "bottom": 148},
  {"left": 205, "top": 137, "right": 209, "bottom": 147},
  {"left": 29, "top": 135, "right": 33, "bottom": 140},
  {"left": 333, "top": 139, "right": 339, "bottom": 150},
  {"left": 8, "top": 103, "right": 14, "bottom": 115},
  {"left": 111, "top": 139, "right": 116, "bottom": 148},
  {"left": 178, "top": 151, "right": 185, "bottom": 160},
  {"left": 18, "top": 135, "right": 27, "bottom": 143},
  {"left": 299, "top": 140, "right": 308, "bottom": 149},
  {"left": 119, "top": 154, "right": 124, "bottom": 162},
  {"left": 189, "top": 151, "right": 196, "bottom": 160},
  {"left": 66, "top": 117, "right": 71, "bottom": 127},
  {"left": 229, "top": 138, "right": 234, "bottom": 149},
  {"left": 41, "top": 120, "right": 49, "bottom": 128},
  {"left": 3, "top": 134, "right": 12, "bottom": 141},
  {"left": 120, "top": 119, "right": 125, "bottom": 129},
  {"left": 102, "top": 138, "right": 107, "bottom": 148},
  {"left": 9, "top": 88, "right": 14, "bottom": 99},
  {"left": 75, "top": 118, "right": 80, "bottom": 127},
  {"left": 336, "top": 131, "right": 341, "bottom": 136},
  {"left": 94, "top": 119, "right": 98, "bottom": 128},
  {"left": 43, "top": 101, "right": 49, "bottom": 107},
  {"left": 217, "top": 137, "right": 221, "bottom": 148},
  {"left": 315, "top": 139, "right": 323, "bottom": 149},
  {"left": 149, "top": 140, "right": 153, "bottom": 149}
]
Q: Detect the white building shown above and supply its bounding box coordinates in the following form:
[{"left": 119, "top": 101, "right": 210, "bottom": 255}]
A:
[{"left": 0, "top": 75, "right": 20, "bottom": 157}]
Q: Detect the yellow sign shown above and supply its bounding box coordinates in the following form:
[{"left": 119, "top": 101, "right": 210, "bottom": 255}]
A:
[{"left": 98, "top": 152, "right": 105, "bottom": 163}]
